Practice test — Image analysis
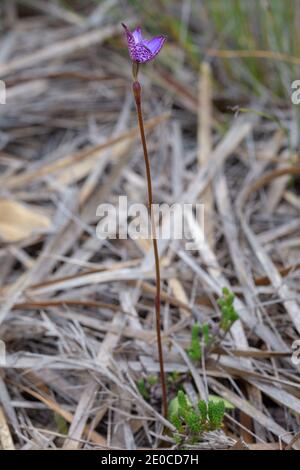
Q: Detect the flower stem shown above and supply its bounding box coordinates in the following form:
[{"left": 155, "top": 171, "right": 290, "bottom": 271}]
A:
[{"left": 132, "top": 79, "right": 168, "bottom": 418}]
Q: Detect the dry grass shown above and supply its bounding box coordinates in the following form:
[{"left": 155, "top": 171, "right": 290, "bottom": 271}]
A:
[{"left": 0, "top": 0, "right": 300, "bottom": 450}]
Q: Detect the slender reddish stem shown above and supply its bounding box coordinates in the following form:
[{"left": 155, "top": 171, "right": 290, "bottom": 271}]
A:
[{"left": 132, "top": 80, "right": 168, "bottom": 418}]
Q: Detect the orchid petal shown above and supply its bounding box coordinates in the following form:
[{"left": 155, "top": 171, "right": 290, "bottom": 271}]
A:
[
  {"left": 122, "top": 23, "right": 135, "bottom": 48},
  {"left": 132, "top": 26, "right": 143, "bottom": 44},
  {"left": 144, "top": 36, "right": 166, "bottom": 56}
]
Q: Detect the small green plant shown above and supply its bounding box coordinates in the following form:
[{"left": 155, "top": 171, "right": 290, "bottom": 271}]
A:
[
  {"left": 168, "top": 371, "right": 181, "bottom": 385},
  {"left": 217, "top": 287, "right": 239, "bottom": 332},
  {"left": 208, "top": 394, "right": 234, "bottom": 410},
  {"left": 169, "top": 391, "right": 225, "bottom": 447},
  {"left": 187, "top": 288, "right": 238, "bottom": 363},
  {"left": 147, "top": 374, "right": 158, "bottom": 386},
  {"left": 137, "top": 378, "right": 150, "bottom": 400},
  {"left": 202, "top": 323, "right": 213, "bottom": 346},
  {"left": 187, "top": 323, "right": 213, "bottom": 362},
  {"left": 137, "top": 375, "right": 159, "bottom": 400},
  {"left": 187, "top": 323, "right": 202, "bottom": 361}
]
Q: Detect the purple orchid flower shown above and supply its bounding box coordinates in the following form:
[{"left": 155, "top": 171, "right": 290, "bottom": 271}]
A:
[{"left": 122, "top": 23, "right": 166, "bottom": 63}]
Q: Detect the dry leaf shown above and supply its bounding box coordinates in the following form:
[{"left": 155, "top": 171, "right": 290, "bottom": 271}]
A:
[{"left": 0, "top": 199, "right": 51, "bottom": 242}]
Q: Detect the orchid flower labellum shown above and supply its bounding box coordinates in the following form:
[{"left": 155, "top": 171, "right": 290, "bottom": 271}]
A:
[{"left": 122, "top": 23, "right": 166, "bottom": 64}]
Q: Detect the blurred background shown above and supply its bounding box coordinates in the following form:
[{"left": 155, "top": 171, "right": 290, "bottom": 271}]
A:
[
  {"left": 1, "top": 0, "right": 299, "bottom": 156},
  {"left": 1, "top": 0, "right": 300, "bottom": 451}
]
